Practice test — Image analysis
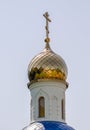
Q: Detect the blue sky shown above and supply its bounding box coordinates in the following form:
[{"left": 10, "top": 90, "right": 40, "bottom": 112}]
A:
[{"left": 0, "top": 0, "right": 90, "bottom": 130}]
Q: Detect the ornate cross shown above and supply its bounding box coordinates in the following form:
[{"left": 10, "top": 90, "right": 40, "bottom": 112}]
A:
[{"left": 43, "top": 12, "right": 51, "bottom": 43}]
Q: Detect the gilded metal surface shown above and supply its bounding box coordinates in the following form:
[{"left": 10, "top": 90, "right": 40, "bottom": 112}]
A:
[
  {"left": 28, "top": 47, "right": 68, "bottom": 82},
  {"left": 28, "top": 12, "right": 68, "bottom": 82}
]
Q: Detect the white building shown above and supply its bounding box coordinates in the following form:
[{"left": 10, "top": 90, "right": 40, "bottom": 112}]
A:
[{"left": 22, "top": 12, "right": 75, "bottom": 130}]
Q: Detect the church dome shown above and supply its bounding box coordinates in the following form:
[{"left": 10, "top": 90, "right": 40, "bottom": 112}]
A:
[
  {"left": 23, "top": 121, "right": 75, "bottom": 130},
  {"left": 28, "top": 43, "right": 68, "bottom": 83}
]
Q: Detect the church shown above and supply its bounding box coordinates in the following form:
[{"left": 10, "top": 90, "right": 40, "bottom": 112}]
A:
[{"left": 22, "top": 12, "right": 75, "bottom": 130}]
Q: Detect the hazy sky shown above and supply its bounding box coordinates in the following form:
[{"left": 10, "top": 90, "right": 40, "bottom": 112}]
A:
[{"left": 0, "top": 0, "right": 90, "bottom": 130}]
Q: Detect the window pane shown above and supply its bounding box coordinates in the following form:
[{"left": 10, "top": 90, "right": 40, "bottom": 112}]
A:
[
  {"left": 61, "top": 99, "right": 65, "bottom": 120},
  {"left": 39, "top": 97, "right": 45, "bottom": 117}
]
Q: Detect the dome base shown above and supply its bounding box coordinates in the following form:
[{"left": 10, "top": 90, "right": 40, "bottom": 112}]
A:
[{"left": 23, "top": 121, "right": 75, "bottom": 130}]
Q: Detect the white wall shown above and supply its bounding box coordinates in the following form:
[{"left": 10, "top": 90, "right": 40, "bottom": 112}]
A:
[{"left": 29, "top": 79, "right": 67, "bottom": 123}]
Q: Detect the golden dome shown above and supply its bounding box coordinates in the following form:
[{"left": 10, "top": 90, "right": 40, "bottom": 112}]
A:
[
  {"left": 28, "top": 12, "right": 68, "bottom": 83},
  {"left": 28, "top": 43, "right": 68, "bottom": 82}
]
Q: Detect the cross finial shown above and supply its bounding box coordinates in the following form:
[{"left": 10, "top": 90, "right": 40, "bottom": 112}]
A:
[{"left": 43, "top": 12, "right": 51, "bottom": 44}]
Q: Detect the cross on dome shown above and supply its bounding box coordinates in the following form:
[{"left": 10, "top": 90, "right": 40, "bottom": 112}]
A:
[{"left": 43, "top": 12, "right": 51, "bottom": 44}]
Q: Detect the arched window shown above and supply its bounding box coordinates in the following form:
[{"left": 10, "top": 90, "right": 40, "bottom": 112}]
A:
[
  {"left": 38, "top": 97, "right": 45, "bottom": 117},
  {"left": 61, "top": 99, "right": 65, "bottom": 120}
]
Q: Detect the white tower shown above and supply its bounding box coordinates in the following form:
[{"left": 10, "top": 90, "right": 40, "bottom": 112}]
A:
[
  {"left": 28, "top": 41, "right": 68, "bottom": 123},
  {"left": 23, "top": 12, "right": 75, "bottom": 130}
]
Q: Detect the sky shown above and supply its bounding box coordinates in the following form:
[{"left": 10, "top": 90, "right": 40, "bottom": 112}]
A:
[{"left": 0, "top": 0, "right": 90, "bottom": 130}]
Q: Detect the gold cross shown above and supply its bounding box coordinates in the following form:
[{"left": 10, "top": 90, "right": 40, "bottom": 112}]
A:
[{"left": 43, "top": 12, "right": 51, "bottom": 43}]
